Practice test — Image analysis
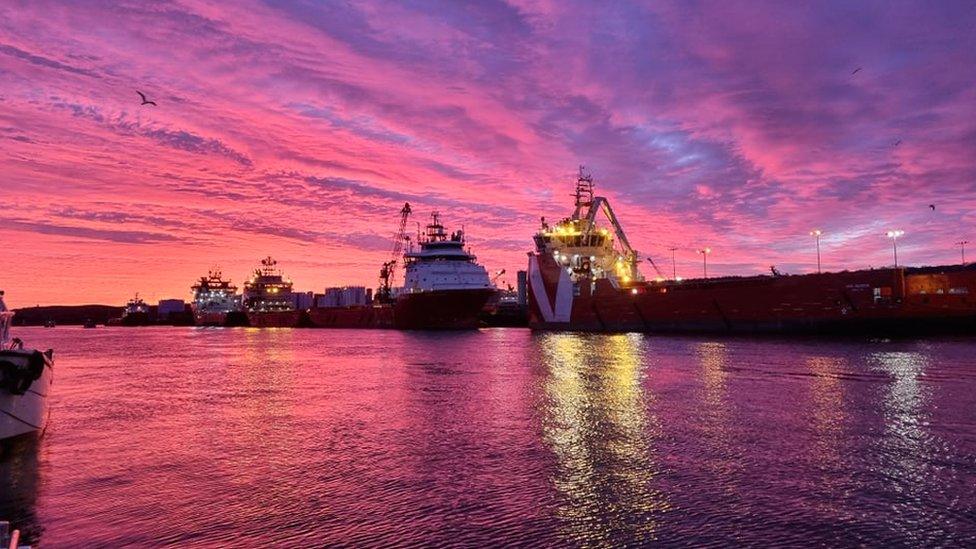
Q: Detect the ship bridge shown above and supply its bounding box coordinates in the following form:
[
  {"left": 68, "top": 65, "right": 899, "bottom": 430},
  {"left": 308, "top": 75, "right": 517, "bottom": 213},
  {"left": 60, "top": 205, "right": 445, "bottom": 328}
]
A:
[
  {"left": 404, "top": 212, "right": 477, "bottom": 262},
  {"left": 400, "top": 212, "right": 491, "bottom": 293},
  {"left": 243, "top": 257, "right": 295, "bottom": 312},
  {"left": 533, "top": 168, "right": 643, "bottom": 285}
]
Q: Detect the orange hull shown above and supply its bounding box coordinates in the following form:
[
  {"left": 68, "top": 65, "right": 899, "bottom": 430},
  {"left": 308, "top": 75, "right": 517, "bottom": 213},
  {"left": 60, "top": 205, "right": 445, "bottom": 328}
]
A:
[
  {"left": 307, "top": 289, "right": 494, "bottom": 330},
  {"left": 529, "top": 253, "right": 976, "bottom": 334},
  {"left": 246, "top": 310, "right": 303, "bottom": 328}
]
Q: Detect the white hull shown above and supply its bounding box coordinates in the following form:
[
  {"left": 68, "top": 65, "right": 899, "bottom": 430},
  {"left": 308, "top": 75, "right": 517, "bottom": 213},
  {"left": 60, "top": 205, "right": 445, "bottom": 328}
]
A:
[{"left": 0, "top": 350, "right": 53, "bottom": 441}]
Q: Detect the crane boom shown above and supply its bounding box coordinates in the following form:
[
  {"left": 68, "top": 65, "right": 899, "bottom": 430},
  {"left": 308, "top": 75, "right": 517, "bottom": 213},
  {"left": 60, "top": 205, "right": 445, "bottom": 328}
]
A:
[
  {"left": 646, "top": 257, "right": 666, "bottom": 279},
  {"left": 389, "top": 202, "right": 412, "bottom": 270},
  {"left": 378, "top": 202, "right": 411, "bottom": 301}
]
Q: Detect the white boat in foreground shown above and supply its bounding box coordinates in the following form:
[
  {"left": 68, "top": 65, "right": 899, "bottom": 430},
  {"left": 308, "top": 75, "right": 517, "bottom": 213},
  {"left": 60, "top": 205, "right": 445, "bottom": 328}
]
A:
[{"left": 0, "top": 309, "right": 53, "bottom": 442}]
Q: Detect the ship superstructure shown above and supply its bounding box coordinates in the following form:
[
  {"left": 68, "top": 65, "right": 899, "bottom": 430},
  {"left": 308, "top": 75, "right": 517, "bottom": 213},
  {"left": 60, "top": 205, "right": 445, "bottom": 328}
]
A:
[
  {"left": 393, "top": 212, "right": 495, "bottom": 329},
  {"left": 528, "top": 168, "right": 976, "bottom": 334},
  {"left": 243, "top": 257, "right": 302, "bottom": 327},
  {"left": 191, "top": 269, "right": 243, "bottom": 326},
  {"left": 115, "top": 293, "right": 152, "bottom": 326},
  {"left": 309, "top": 206, "right": 495, "bottom": 330},
  {"left": 401, "top": 212, "right": 493, "bottom": 295},
  {"left": 533, "top": 167, "right": 642, "bottom": 290}
]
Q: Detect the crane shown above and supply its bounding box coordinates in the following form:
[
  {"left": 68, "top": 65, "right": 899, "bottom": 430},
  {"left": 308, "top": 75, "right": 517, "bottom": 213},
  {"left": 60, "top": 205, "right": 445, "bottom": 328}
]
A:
[
  {"left": 645, "top": 257, "right": 667, "bottom": 280},
  {"left": 490, "top": 269, "right": 506, "bottom": 287},
  {"left": 378, "top": 202, "right": 411, "bottom": 302},
  {"left": 571, "top": 167, "right": 642, "bottom": 281}
]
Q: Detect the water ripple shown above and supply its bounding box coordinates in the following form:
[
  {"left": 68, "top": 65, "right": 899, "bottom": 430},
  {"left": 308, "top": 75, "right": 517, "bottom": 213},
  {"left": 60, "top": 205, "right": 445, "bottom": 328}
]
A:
[{"left": 0, "top": 328, "right": 974, "bottom": 546}]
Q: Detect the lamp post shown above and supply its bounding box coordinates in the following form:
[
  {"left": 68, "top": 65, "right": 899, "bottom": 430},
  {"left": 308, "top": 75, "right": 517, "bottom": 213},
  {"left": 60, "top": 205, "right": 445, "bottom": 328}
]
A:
[
  {"left": 957, "top": 240, "right": 970, "bottom": 264},
  {"left": 668, "top": 246, "right": 678, "bottom": 280},
  {"left": 886, "top": 230, "right": 904, "bottom": 267},
  {"left": 698, "top": 247, "right": 711, "bottom": 278},
  {"left": 810, "top": 229, "right": 823, "bottom": 273}
]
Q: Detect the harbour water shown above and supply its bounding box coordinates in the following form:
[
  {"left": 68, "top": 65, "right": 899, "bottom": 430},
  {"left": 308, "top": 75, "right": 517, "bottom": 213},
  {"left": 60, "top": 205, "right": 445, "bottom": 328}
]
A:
[{"left": 2, "top": 327, "right": 976, "bottom": 546}]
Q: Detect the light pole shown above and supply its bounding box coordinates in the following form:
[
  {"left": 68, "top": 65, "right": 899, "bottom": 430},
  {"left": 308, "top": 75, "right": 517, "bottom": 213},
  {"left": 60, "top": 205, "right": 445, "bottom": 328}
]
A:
[
  {"left": 957, "top": 240, "right": 970, "bottom": 264},
  {"left": 698, "top": 247, "right": 711, "bottom": 278},
  {"left": 810, "top": 229, "right": 823, "bottom": 273},
  {"left": 668, "top": 246, "right": 678, "bottom": 280},
  {"left": 886, "top": 230, "right": 904, "bottom": 267}
]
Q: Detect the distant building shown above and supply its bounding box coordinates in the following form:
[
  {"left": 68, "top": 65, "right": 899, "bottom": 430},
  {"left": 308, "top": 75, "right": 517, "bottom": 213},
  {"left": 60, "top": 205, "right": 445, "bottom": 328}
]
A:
[
  {"left": 292, "top": 291, "right": 315, "bottom": 310},
  {"left": 316, "top": 286, "right": 371, "bottom": 308},
  {"left": 157, "top": 299, "right": 186, "bottom": 317}
]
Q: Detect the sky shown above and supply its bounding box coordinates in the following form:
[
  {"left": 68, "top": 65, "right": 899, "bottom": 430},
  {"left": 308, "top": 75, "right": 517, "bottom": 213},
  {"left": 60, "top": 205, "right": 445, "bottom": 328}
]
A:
[{"left": 1, "top": 0, "right": 974, "bottom": 307}]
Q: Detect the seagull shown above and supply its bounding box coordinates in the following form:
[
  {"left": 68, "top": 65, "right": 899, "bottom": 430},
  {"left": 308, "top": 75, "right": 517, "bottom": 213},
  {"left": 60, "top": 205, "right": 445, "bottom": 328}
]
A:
[
  {"left": 137, "top": 91, "right": 157, "bottom": 106},
  {"left": 894, "top": 139, "right": 902, "bottom": 146},
  {"left": 929, "top": 204, "right": 936, "bottom": 211},
  {"left": 851, "top": 67, "right": 862, "bottom": 75}
]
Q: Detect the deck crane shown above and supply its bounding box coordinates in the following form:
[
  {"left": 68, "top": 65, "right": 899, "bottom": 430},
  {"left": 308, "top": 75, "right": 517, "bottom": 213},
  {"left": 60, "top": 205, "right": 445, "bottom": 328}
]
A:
[
  {"left": 571, "top": 166, "right": 642, "bottom": 281},
  {"left": 378, "top": 202, "right": 412, "bottom": 302}
]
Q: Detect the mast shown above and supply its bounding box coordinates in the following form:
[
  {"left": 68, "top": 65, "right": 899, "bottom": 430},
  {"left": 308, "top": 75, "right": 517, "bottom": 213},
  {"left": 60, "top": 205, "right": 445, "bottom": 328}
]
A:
[
  {"left": 571, "top": 165, "right": 594, "bottom": 220},
  {"left": 571, "top": 168, "right": 640, "bottom": 280}
]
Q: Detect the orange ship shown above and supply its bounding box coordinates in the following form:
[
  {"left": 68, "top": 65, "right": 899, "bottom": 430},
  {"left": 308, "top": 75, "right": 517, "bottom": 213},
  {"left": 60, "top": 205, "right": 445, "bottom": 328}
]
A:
[{"left": 528, "top": 169, "right": 976, "bottom": 334}]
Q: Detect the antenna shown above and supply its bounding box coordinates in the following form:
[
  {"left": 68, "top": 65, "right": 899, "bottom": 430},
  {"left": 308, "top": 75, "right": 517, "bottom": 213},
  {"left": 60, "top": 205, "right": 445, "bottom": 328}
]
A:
[
  {"left": 957, "top": 240, "right": 970, "bottom": 264},
  {"left": 574, "top": 165, "right": 594, "bottom": 210}
]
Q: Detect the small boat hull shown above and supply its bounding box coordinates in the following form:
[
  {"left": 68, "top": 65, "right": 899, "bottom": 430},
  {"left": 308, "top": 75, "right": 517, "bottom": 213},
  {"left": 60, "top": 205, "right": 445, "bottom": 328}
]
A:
[{"left": 0, "top": 349, "right": 53, "bottom": 441}]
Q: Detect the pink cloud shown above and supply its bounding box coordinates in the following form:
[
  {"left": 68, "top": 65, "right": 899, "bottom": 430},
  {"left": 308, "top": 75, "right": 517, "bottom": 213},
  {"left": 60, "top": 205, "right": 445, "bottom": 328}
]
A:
[{"left": 0, "top": 0, "right": 973, "bottom": 306}]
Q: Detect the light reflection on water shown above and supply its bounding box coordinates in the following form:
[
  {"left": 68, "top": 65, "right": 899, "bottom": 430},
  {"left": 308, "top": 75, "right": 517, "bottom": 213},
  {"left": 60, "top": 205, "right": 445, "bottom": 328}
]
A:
[
  {"left": 0, "top": 327, "right": 974, "bottom": 546},
  {"left": 537, "top": 333, "right": 667, "bottom": 545}
]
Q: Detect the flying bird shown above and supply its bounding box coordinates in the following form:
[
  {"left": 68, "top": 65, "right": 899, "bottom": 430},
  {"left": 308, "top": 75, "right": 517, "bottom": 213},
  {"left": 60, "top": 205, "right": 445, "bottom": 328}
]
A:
[
  {"left": 894, "top": 139, "right": 902, "bottom": 146},
  {"left": 851, "top": 67, "right": 862, "bottom": 75},
  {"left": 929, "top": 204, "right": 936, "bottom": 211},
  {"left": 136, "top": 91, "right": 157, "bottom": 106}
]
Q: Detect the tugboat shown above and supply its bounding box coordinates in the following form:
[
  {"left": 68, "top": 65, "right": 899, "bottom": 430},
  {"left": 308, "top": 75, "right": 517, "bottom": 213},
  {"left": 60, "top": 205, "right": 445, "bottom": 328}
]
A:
[
  {"left": 191, "top": 269, "right": 246, "bottom": 326},
  {"left": 0, "top": 291, "right": 54, "bottom": 442},
  {"left": 115, "top": 294, "right": 152, "bottom": 326},
  {"left": 242, "top": 257, "right": 302, "bottom": 327}
]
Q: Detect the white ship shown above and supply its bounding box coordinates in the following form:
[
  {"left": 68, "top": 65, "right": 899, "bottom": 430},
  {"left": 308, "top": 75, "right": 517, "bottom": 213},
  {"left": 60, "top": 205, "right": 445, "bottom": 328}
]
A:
[
  {"left": 191, "top": 269, "right": 244, "bottom": 326},
  {"left": 393, "top": 212, "right": 495, "bottom": 328},
  {"left": 1, "top": 296, "right": 54, "bottom": 442}
]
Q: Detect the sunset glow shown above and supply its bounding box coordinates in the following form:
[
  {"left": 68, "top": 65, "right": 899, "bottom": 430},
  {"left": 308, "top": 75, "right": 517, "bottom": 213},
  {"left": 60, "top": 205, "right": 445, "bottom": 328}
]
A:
[{"left": 1, "top": 1, "right": 974, "bottom": 307}]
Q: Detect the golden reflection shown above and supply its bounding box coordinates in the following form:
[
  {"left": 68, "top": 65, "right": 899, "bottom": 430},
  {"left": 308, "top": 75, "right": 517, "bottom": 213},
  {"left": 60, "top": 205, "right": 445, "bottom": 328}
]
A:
[
  {"left": 696, "top": 341, "right": 728, "bottom": 409},
  {"left": 871, "top": 350, "right": 931, "bottom": 489},
  {"left": 222, "top": 328, "right": 299, "bottom": 472},
  {"left": 804, "top": 354, "right": 847, "bottom": 516},
  {"left": 537, "top": 332, "right": 668, "bottom": 545},
  {"left": 805, "top": 356, "right": 846, "bottom": 461}
]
